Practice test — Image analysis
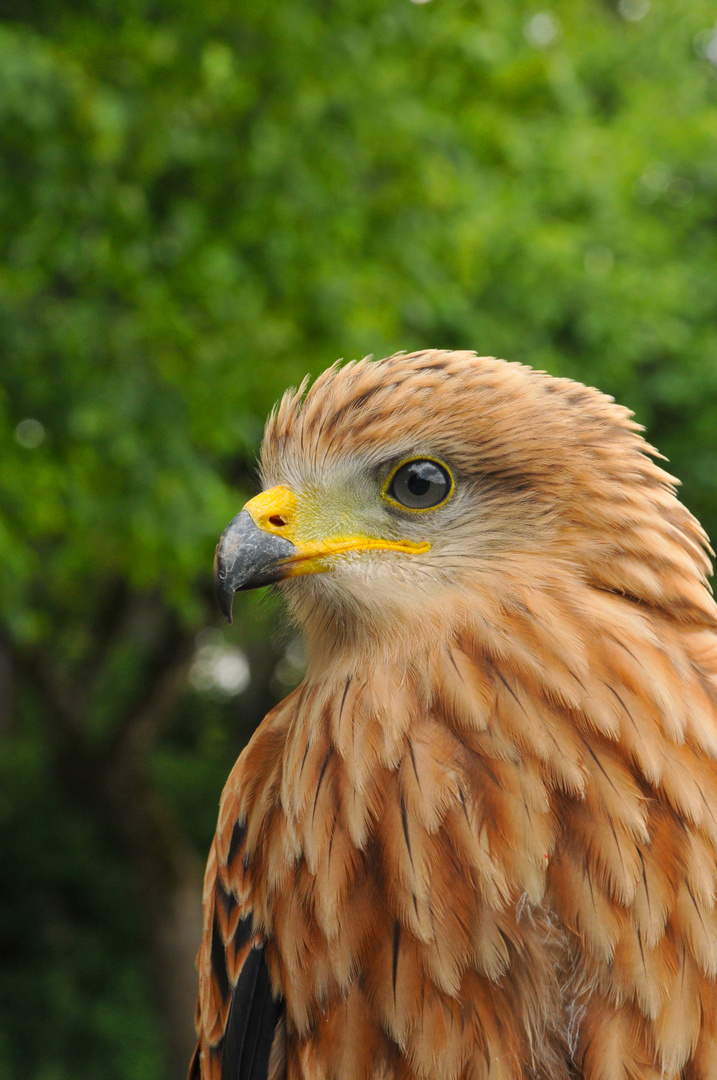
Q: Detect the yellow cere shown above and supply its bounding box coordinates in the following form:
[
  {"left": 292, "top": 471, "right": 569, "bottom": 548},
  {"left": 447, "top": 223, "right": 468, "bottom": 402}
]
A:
[{"left": 242, "top": 485, "right": 430, "bottom": 577}]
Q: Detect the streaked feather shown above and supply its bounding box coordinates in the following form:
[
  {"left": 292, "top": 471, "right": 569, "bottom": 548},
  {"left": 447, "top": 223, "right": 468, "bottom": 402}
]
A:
[{"left": 191, "top": 351, "right": 717, "bottom": 1079}]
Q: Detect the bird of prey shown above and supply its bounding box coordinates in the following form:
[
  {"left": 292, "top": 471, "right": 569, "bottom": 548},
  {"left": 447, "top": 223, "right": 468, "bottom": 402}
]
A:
[{"left": 190, "top": 351, "right": 717, "bottom": 1080}]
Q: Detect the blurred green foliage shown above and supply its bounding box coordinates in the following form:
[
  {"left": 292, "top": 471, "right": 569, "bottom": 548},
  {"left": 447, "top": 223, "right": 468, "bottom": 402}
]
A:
[{"left": 2, "top": 0, "right": 717, "bottom": 1076}]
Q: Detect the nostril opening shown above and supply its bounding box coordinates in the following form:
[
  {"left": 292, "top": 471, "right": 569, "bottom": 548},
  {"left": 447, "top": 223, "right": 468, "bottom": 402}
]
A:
[{"left": 269, "top": 515, "right": 287, "bottom": 528}]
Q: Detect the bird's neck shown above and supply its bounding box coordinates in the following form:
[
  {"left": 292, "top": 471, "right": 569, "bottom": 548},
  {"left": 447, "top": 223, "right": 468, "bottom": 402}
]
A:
[
  {"left": 279, "top": 574, "right": 716, "bottom": 841},
  {"left": 279, "top": 650, "right": 422, "bottom": 838}
]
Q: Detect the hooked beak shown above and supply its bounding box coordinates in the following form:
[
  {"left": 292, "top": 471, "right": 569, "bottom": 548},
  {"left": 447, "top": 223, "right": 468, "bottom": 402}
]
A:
[
  {"left": 214, "top": 485, "right": 430, "bottom": 622},
  {"left": 213, "top": 508, "right": 297, "bottom": 622}
]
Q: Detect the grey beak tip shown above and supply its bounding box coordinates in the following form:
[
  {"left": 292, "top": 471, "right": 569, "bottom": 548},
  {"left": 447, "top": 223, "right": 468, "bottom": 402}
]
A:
[
  {"left": 219, "top": 594, "right": 234, "bottom": 624},
  {"left": 213, "top": 509, "right": 297, "bottom": 615}
]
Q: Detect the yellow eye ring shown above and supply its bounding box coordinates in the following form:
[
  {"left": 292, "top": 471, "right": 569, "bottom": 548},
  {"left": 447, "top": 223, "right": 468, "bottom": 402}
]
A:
[{"left": 381, "top": 457, "right": 455, "bottom": 512}]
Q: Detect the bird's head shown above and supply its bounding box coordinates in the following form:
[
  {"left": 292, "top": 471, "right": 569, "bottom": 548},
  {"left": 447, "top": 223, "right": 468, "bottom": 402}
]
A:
[{"left": 215, "top": 351, "right": 713, "bottom": 660}]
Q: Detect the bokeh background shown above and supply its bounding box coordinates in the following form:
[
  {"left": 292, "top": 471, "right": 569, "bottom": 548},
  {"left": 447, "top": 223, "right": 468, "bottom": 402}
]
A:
[{"left": 2, "top": 0, "right": 717, "bottom": 1076}]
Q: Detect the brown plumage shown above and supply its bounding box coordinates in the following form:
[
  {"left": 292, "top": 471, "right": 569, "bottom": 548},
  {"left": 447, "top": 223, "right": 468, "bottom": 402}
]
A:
[{"left": 191, "top": 351, "right": 717, "bottom": 1080}]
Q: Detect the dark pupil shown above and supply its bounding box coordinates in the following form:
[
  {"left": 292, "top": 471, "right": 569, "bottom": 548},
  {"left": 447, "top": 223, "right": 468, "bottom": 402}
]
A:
[{"left": 407, "top": 469, "right": 431, "bottom": 496}]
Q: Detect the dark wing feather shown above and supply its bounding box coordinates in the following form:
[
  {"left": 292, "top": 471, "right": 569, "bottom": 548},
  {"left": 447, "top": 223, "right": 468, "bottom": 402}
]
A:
[
  {"left": 189, "top": 752, "right": 284, "bottom": 1080},
  {"left": 188, "top": 1043, "right": 201, "bottom": 1080},
  {"left": 221, "top": 946, "right": 283, "bottom": 1080}
]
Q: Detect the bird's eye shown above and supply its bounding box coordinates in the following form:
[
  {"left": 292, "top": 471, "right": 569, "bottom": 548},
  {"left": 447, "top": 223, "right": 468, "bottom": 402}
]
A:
[{"left": 385, "top": 458, "right": 454, "bottom": 511}]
